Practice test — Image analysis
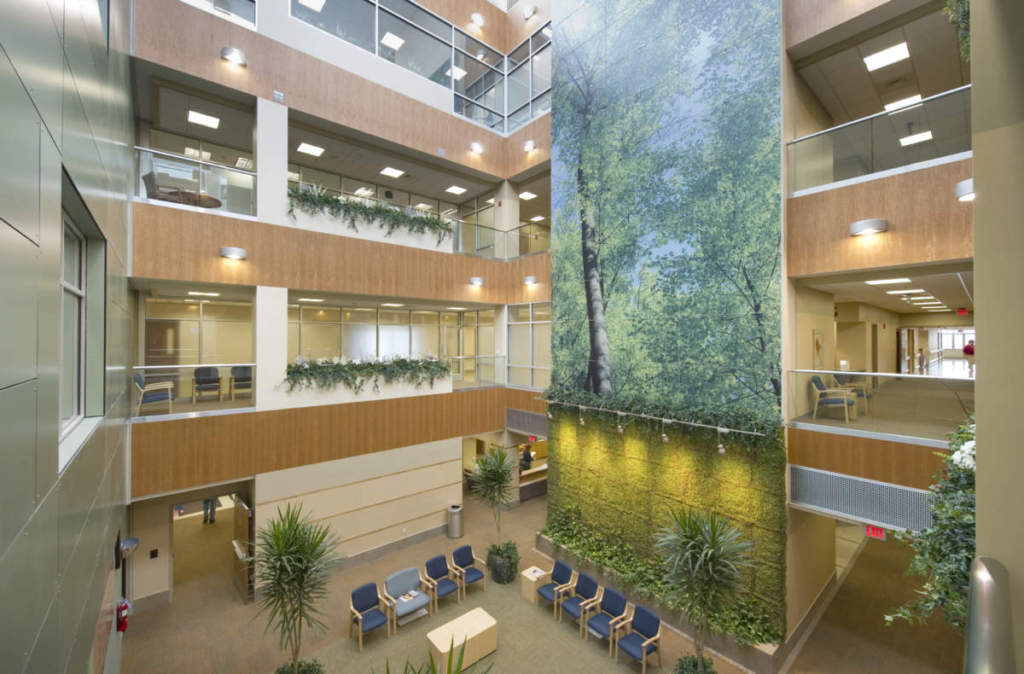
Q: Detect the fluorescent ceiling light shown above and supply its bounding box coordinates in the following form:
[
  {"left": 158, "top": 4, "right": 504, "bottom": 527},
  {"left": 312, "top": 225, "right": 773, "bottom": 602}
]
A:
[
  {"left": 445, "top": 66, "right": 467, "bottom": 81},
  {"left": 185, "top": 147, "right": 211, "bottom": 161},
  {"left": 485, "top": 198, "right": 494, "bottom": 204},
  {"left": 446, "top": 306, "right": 467, "bottom": 311},
  {"left": 863, "top": 42, "right": 909, "bottom": 71},
  {"left": 915, "top": 301, "right": 944, "bottom": 305},
  {"left": 886, "top": 289, "right": 925, "bottom": 294},
  {"left": 298, "top": 298, "right": 325, "bottom": 303},
  {"left": 380, "top": 32, "right": 405, "bottom": 50},
  {"left": 445, "top": 185, "right": 467, "bottom": 195},
  {"left": 235, "top": 157, "right": 253, "bottom": 170},
  {"left": 379, "top": 166, "right": 405, "bottom": 178},
  {"left": 865, "top": 278, "right": 911, "bottom": 285},
  {"left": 519, "top": 191, "right": 537, "bottom": 200},
  {"left": 188, "top": 291, "right": 220, "bottom": 297},
  {"left": 927, "top": 308, "right": 949, "bottom": 312},
  {"left": 414, "top": 202, "right": 432, "bottom": 210},
  {"left": 380, "top": 303, "right": 405, "bottom": 307},
  {"left": 530, "top": 215, "right": 545, "bottom": 222},
  {"left": 354, "top": 186, "right": 374, "bottom": 197},
  {"left": 287, "top": 170, "right": 301, "bottom": 182},
  {"left": 900, "top": 130, "right": 933, "bottom": 147},
  {"left": 297, "top": 142, "right": 325, "bottom": 157},
  {"left": 910, "top": 297, "right": 937, "bottom": 302},
  {"left": 188, "top": 110, "right": 220, "bottom": 129},
  {"left": 884, "top": 94, "right": 922, "bottom": 112},
  {"left": 297, "top": 0, "right": 327, "bottom": 11}
]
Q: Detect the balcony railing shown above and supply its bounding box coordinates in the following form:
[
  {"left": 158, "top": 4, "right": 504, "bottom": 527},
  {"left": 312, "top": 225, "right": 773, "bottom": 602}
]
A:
[
  {"left": 788, "top": 85, "right": 971, "bottom": 194},
  {"left": 137, "top": 147, "right": 257, "bottom": 216},
  {"left": 183, "top": 0, "right": 255, "bottom": 25},
  {"left": 132, "top": 364, "right": 256, "bottom": 419},
  {"left": 788, "top": 369, "right": 974, "bottom": 442},
  {"left": 451, "top": 355, "right": 505, "bottom": 389}
]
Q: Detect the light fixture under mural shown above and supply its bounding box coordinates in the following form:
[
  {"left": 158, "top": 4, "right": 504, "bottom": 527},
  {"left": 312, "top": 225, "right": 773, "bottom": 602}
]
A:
[
  {"left": 956, "top": 178, "right": 975, "bottom": 202},
  {"left": 617, "top": 412, "right": 625, "bottom": 434},
  {"left": 524, "top": 275, "right": 537, "bottom": 286},
  {"left": 469, "top": 276, "right": 483, "bottom": 286},
  {"left": 470, "top": 142, "right": 484, "bottom": 155},
  {"left": 850, "top": 218, "right": 889, "bottom": 237}
]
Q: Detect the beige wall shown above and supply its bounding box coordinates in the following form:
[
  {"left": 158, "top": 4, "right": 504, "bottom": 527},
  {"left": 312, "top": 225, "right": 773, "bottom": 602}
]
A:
[
  {"left": 974, "top": 0, "right": 1024, "bottom": 666},
  {"left": 899, "top": 311, "right": 975, "bottom": 328},
  {"left": 792, "top": 286, "right": 837, "bottom": 415},
  {"left": 785, "top": 507, "right": 836, "bottom": 637},
  {"left": 835, "top": 302, "right": 899, "bottom": 372},
  {"left": 254, "top": 438, "right": 463, "bottom": 558},
  {"left": 129, "top": 499, "right": 173, "bottom": 602}
]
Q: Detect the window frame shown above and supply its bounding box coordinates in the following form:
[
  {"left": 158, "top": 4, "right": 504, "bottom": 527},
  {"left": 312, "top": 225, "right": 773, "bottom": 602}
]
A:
[{"left": 60, "top": 215, "right": 87, "bottom": 439}]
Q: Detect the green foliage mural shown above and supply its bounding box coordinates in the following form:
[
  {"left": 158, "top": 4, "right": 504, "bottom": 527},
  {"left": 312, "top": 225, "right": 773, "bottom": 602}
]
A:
[{"left": 548, "top": 0, "right": 786, "bottom": 645}]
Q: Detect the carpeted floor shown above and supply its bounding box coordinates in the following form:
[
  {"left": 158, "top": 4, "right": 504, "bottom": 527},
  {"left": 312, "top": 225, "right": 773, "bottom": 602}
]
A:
[{"left": 789, "top": 537, "right": 964, "bottom": 673}]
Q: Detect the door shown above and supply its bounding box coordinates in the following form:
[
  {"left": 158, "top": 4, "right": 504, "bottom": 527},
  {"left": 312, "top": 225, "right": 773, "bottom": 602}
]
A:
[{"left": 232, "top": 494, "right": 254, "bottom": 603}]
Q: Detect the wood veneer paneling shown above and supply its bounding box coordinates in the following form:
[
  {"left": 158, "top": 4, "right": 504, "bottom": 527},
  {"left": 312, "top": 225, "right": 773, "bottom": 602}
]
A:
[
  {"left": 787, "top": 427, "right": 946, "bottom": 490},
  {"left": 131, "top": 203, "right": 550, "bottom": 303},
  {"left": 131, "top": 387, "right": 546, "bottom": 497},
  {"left": 786, "top": 159, "right": 973, "bottom": 277}
]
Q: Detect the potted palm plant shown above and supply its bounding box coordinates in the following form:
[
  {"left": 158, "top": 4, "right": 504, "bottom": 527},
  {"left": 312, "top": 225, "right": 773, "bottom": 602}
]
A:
[
  {"left": 655, "top": 507, "right": 752, "bottom": 674},
  {"left": 467, "top": 447, "right": 520, "bottom": 583},
  {"left": 251, "top": 503, "right": 340, "bottom": 674}
]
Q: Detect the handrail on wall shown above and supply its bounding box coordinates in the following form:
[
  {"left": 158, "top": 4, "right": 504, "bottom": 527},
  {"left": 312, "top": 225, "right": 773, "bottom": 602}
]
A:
[{"left": 964, "top": 556, "right": 1016, "bottom": 673}]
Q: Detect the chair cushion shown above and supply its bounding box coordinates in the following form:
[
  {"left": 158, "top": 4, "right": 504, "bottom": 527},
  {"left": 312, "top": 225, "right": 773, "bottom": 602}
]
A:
[
  {"left": 562, "top": 596, "right": 586, "bottom": 620},
  {"left": 425, "top": 555, "right": 448, "bottom": 580},
  {"left": 356, "top": 608, "right": 388, "bottom": 633},
  {"left": 819, "top": 397, "right": 854, "bottom": 406},
  {"left": 618, "top": 633, "right": 658, "bottom": 660},
  {"left": 195, "top": 382, "right": 220, "bottom": 391},
  {"left": 352, "top": 583, "right": 379, "bottom": 613},
  {"left": 452, "top": 545, "right": 474, "bottom": 568},
  {"left": 632, "top": 606, "right": 660, "bottom": 639},
  {"left": 587, "top": 612, "right": 613, "bottom": 638},
  {"left": 601, "top": 588, "right": 627, "bottom": 617},
  {"left": 537, "top": 582, "right": 562, "bottom": 603},
  {"left": 462, "top": 567, "right": 484, "bottom": 585},
  {"left": 141, "top": 390, "right": 170, "bottom": 404},
  {"left": 575, "top": 573, "right": 598, "bottom": 600},
  {"left": 435, "top": 578, "right": 459, "bottom": 598},
  {"left": 551, "top": 560, "right": 572, "bottom": 585},
  {"left": 386, "top": 567, "right": 420, "bottom": 597},
  {"left": 393, "top": 590, "right": 430, "bottom": 617}
]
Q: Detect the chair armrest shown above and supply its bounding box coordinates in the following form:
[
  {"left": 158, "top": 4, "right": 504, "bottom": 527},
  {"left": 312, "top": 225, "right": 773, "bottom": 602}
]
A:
[
  {"left": 381, "top": 590, "right": 396, "bottom": 608},
  {"left": 641, "top": 633, "right": 660, "bottom": 648},
  {"left": 581, "top": 595, "right": 602, "bottom": 610},
  {"left": 451, "top": 561, "right": 468, "bottom": 577},
  {"left": 474, "top": 556, "right": 487, "bottom": 567},
  {"left": 609, "top": 611, "right": 631, "bottom": 630},
  {"left": 145, "top": 381, "right": 174, "bottom": 391},
  {"left": 420, "top": 573, "right": 437, "bottom": 591},
  {"left": 821, "top": 388, "right": 851, "bottom": 395},
  {"left": 350, "top": 606, "right": 362, "bottom": 623}
]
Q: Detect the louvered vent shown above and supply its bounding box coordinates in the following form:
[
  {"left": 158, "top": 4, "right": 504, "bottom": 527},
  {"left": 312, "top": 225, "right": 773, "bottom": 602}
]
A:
[
  {"left": 506, "top": 408, "right": 547, "bottom": 438},
  {"left": 790, "top": 465, "right": 932, "bottom": 531}
]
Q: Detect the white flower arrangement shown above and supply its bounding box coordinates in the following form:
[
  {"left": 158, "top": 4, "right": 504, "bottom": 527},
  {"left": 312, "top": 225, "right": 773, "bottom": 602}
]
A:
[{"left": 951, "top": 438, "right": 975, "bottom": 471}]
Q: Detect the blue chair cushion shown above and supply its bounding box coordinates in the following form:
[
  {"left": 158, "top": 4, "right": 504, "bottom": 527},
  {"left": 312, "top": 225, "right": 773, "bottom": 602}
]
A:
[
  {"left": 393, "top": 590, "right": 430, "bottom": 617},
  {"left": 195, "top": 382, "right": 220, "bottom": 391},
  {"left": 452, "top": 545, "right": 474, "bottom": 568},
  {"left": 425, "top": 555, "right": 449, "bottom": 581},
  {"left": 435, "top": 578, "right": 459, "bottom": 598},
  {"left": 819, "top": 397, "right": 854, "bottom": 406},
  {"left": 618, "top": 633, "right": 658, "bottom": 660},
  {"left": 141, "top": 390, "right": 170, "bottom": 404},
  {"left": 538, "top": 582, "right": 570, "bottom": 603},
  {"left": 355, "top": 608, "right": 388, "bottom": 633},
  {"left": 551, "top": 560, "right": 572, "bottom": 585},
  {"left": 562, "top": 596, "right": 587, "bottom": 620},
  {"left": 588, "top": 612, "right": 613, "bottom": 638},
  {"left": 461, "top": 567, "right": 484, "bottom": 585}
]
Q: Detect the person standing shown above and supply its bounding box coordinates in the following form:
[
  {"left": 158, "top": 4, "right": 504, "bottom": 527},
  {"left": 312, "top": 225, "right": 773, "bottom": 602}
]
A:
[
  {"left": 202, "top": 497, "right": 218, "bottom": 524},
  {"left": 963, "top": 339, "right": 976, "bottom": 377}
]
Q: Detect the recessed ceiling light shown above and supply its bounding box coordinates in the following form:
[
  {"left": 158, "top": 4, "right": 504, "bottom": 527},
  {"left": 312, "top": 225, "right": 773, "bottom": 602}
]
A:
[
  {"left": 380, "top": 166, "right": 405, "bottom": 178},
  {"left": 865, "top": 278, "right": 911, "bottom": 285},
  {"left": 446, "top": 306, "right": 467, "bottom": 311},
  {"left": 469, "top": 277, "right": 483, "bottom": 286},
  {"left": 298, "top": 298, "right": 325, "bottom": 303},
  {"left": 380, "top": 31, "right": 405, "bottom": 50},
  {"left": 235, "top": 157, "right": 253, "bottom": 170},
  {"left": 185, "top": 147, "right": 212, "bottom": 161},
  {"left": 524, "top": 139, "right": 536, "bottom": 152},
  {"left": 863, "top": 42, "right": 909, "bottom": 71},
  {"left": 886, "top": 289, "right": 925, "bottom": 294},
  {"left": 884, "top": 95, "right": 922, "bottom": 112},
  {"left": 485, "top": 198, "right": 494, "bottom": 204},
  {"left": 188, "top": 110, "right": 220, "bottom": 129},
  {"left": 927, "top": 308, "right": 949, "bottom": 312},
  {"left": 519, "top": 191, "right": 537, "bottom": 200},
  {"left": 446, "top": 185, "right": 468, "bottom": 195},
  {"left": 900, "top": 130, "right": 933, "bottom": 147},
  {"left": 297, "top": 142, "right": 325, "bottom": 157},
  {"left": 470, "top": 142, "right": 483, "bottom": 154},
  {"left": 354, "top": 186, "right": 374, "bottom": 197},
  {"left": 381, "top": 303, "right": 405, "bottom": 307},
  {"left": 910, "top": 297, "right": 937, "bottom": 302},
  {"left": 446, "top": 66, "right": 468, "bottom": 81},
  {"left": 188, "top": 291, "right": 220, "bottom": 297},
  {"left": 915, "top": 301, "right": 944, "bottom": 305},
  {"left": 414, "top": 202, "right": 432, "bottom": 210},
  {"left": 470, "top": 12, "right": 484, "bottom": 27},
  {"left": 530, "top": 215, "right": 545, "bottom": 222},
  {"left": 297, "top": 0, "right": 326, "bottom": 10}
]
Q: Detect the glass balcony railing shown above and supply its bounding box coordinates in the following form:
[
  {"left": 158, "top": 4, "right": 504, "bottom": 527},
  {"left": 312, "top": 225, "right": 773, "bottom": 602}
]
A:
[
  {"left": 787, "top": 369, "right": 974, "bottom": 442},
  {"left": 183, "top": 0, "right": 255, "bottom": 25},
  {"left": 451, "top": 355, "right": 505, "bottom": 389},
  {"left": 132, "top": 364, "right": 256, "bottom": 419},
  {"left": 788, "top": 85, "right": 971, "bottom": 193},
  {"left": 137, "top": 148, "right": 256, "bottom": 216}
]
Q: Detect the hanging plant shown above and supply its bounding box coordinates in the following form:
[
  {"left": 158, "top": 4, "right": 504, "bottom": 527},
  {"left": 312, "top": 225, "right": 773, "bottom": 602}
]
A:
[
  {"left": 284, "top": 356, "right": 450, "bottom": 394},
  {"left": 943, "top": 0, "right": 969, "bottom": 61},
  {"left": 287, "top": 185, "right": 454, "bottom": 244}
]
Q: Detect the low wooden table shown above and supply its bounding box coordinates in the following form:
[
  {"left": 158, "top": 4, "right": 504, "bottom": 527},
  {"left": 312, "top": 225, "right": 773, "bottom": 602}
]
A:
[
  {"left": 520, "top": 565, "right": 550, "bottom": 604},
  {"left": 426, "top": 607, "right": 497, "bottom": 668}
]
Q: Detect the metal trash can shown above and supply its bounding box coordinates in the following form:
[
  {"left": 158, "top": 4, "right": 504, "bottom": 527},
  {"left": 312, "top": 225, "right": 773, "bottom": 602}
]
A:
[{"left": 447, "top": 504, "right": 463, "bottom": 538}]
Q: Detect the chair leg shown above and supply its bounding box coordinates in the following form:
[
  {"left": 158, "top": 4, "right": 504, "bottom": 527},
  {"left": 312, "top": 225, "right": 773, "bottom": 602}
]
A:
[
  {"left": 642, "top": 652, "right": 647, "bottom": 674},
  {"left": 813, "top": 397, "right": 819, "bottom": 419},
  {"left": 844, "top": 402, "right": 849, "bottom": 424},
  {"left": 657, "top": 648, "right": 662, "bottom": 668},
  {"left": 358, "top": 629, "right": 363, "bottom": 652}
]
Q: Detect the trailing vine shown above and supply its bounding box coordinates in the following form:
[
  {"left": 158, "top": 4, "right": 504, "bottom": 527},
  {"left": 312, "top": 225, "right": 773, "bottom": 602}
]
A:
[
  {"left": 943, "top": 0, "right": 969, "bottom": 61},
  {"left": 284, "top": 356, "right": 450, "bottom": 394},
  {"left": 287, "top": 186, "right": 454, "bottom": 244}
]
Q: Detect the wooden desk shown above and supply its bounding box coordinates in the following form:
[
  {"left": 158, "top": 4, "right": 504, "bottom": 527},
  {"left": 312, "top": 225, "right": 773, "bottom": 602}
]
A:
[
  {"left": 426, "top": 607, "right": 496, "bottom": 668},
  {"left": 520, "top": 566, "right": 550, "bottom": 604}
]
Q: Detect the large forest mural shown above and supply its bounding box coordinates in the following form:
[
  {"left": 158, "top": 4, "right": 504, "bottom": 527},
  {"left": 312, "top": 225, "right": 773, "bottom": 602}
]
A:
[{"left": 545, "top": 0, "right": 787, "bottom": 649}]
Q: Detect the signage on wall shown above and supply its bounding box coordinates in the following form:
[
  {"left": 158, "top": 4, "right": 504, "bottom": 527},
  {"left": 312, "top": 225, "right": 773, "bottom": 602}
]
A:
[
  {"left": 529, "top": 435, "right": 536, "bottom": 442},
  {"left": 865, "top": 524, "right": 886, "bottom": 540},
  {"left": 957, "top": 308, "right": 968, "bottom": 316}
]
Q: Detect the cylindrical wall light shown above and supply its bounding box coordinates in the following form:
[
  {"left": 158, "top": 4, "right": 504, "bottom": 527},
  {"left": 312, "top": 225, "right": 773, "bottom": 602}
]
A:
[
  {"left": 220, "top": 246, "right": 247, "bottom": 260},
  {"left": 956, "top": 178, "right": 975, "bottom": 202},
  {"left": 849, "top": 218, "right": 889, "bottom": 237},
  {"left": 524, "top": 275, "right": 537, "bottom": 286},
  {"left": 469, "top": 276, "right": 483, "bottom": 286},
  {"left": 220, "top": 46, "right": 247, "bottom": 67}
]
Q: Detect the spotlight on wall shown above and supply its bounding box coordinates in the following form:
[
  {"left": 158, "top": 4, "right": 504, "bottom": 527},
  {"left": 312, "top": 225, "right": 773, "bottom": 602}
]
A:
[
  {"left": 470, "top": 12, "right": 485, "bottom": 27},
  {"left": 120, "top": 537, "right": 140, "bottom": 555},
  {"left": 524, "top": 275, "right": 537, "bottom": 286},
  {"left": 470, "top": 141, "right": 484, "bottom": 155},
  {"left": 849, "top": 218, "right": 889, "bottom": 237},
  {"left": 717, "top": 427, "right": 729, "bottom": 454},
  {"left": 469, "top": 276, "right": 483, "bottom": 286},
  {"left": 220, "top": 46, "right": 247, "bottom": 67},
  {"left": 578, "top": 406, "right": 585, "bottom": 426},
  {"left": 220, "top": 246, "right": 247, "bottom": 260},
  {"left": 523, "top": 4, "right": 537, "bottom": 19},
  {"left": 956, "top": 178, "right": 975, "bottom": 202},
  {"left": 524, "top": 139, "right": 537, "bottom": 152},
  {"left": 617, "top": 413, "right": 625, "bottom": 435},
  {"left": 547, "top": 410, "right": 552, "bottom": 419},
  {"left": 661, "top": 419, "right": 670, "bottom": 443}
]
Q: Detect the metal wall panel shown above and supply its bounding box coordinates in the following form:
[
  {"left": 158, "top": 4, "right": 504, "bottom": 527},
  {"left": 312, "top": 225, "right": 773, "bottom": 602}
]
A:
[
  {"left": 0, "top": 223, "right": 39, "bottom": 391},
  {"left": 0, "top": 0, "right": 64, "bottom": 142},
  {"left": 790, "top": 465, "right": 933, "bottom": 531},
  {"left": 0, "top": 381, "right": 39, "bottom": 558},
  {"left": 0, "top": 50, "right": 42, "bottom": 243}
]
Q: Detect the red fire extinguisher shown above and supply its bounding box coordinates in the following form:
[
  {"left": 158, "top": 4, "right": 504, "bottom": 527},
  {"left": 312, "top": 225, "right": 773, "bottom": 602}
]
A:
[{"left": 116, "top": 600, "right": 130, "bottom": 632}]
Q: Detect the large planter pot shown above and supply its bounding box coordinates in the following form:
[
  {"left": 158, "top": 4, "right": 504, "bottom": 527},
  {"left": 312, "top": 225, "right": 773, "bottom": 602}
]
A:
[{"left": 486, "top": 542, "right": 520, "bottom": 584}]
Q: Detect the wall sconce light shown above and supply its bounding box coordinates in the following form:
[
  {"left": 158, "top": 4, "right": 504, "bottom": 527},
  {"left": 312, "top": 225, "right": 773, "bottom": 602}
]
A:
[
  {"left": 524, "top": 139, "right": 536, "bottom": 152},
  {"left": 120, "top": 537, "right": 140, "bottom": 555},
  {"left": 523, "top": 4, "right": 538, "bottom": 19},
  {"left": 220, "top": 46, "right": 247, "bottom": 67},
  {"left": 578, "top": 406, "right": 585, "bottom": 426},
  {"left": 524, "top": 275, "right": 537, "bottom": 286},
  {"left": 661, "top": 419, "right": 670, "bottom": 443},
  {"left": 616, "top": 412, "right": 624, "bottom": 434},
  {"left": 469, "top": 276, "right": 483, "bottom": 286},
  {"left": 849, "top": 218, "right": 889, "bottom": 237},
  {"left": 716, "top": 427, "right": 729, "bottom": 454},
  {"left": 470, "top": 12, "right": 484, "bottom": 27},
  {"left": 956, "top": 178, "right": 975, "bottom": 202},
  {"left": 220, "top": 246, "right": 247, "bottom": 260},
  {"left": 470, "top": 141, "right": 483, "bottom": 155}
]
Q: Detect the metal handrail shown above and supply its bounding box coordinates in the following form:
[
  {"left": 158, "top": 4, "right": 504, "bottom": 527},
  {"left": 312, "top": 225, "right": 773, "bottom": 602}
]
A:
[
  {"left": 791, "top": 368, "right": 975, "bottom": 382},
  {"left": 133, "top": 363, "right": 256, "bottom": 370},
  {"left": 787, "top": 84, "right": 972, "bottom": 146},
  {"left": 136, "top": 145, "right": 258, "bottom": 176},
  {"left": 964, "top": 556, "right": 1016, "bottom": 673}
]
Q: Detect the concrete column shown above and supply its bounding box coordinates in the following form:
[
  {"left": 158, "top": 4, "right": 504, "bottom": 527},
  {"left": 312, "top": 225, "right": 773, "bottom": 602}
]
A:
[
  {"left": 256, "top": 98, "right": 289, "bottom": 226},
  {"left": 493, "top": 180, "right": 520, "bottom": 258},
  {"left": 254, "top": 286, "right": 288, "bottom": 408}
]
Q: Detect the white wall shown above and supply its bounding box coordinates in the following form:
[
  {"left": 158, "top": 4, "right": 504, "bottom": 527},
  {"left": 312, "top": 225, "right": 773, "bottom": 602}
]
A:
[{"left": 256, "top": 97, "right": 289, "bottom": 227}]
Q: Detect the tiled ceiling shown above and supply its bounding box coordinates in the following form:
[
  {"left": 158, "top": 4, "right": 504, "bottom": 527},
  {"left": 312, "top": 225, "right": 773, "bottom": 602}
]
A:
[
  {"left": 797, "top": 9, "right": 970, "bottom": 124},
  {"left": 801, "top": 268, "right": 974, "bottom": 316}
]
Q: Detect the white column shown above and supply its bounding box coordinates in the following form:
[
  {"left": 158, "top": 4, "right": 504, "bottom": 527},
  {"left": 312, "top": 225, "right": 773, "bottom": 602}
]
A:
[
  {"left": 493, "top": 180, "right": 520, "bottom": 258},
  {"left": 254, "top": 286, "right": 288, "bottom": 408},
  {"left": 256, "top": 98, "right": 289, "bottom": 226}
]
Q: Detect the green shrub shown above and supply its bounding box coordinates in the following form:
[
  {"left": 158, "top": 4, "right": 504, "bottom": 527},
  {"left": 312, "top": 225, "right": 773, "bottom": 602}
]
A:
[
  {"left": 285, "top": 356, "right": 450, "bottom": 394},
  {"left": 674, "top": 656, "right": 715, "bottom": 674},
  {"left": 486, "top": 541, "right": 520, "bottom": 584},
  {"left": 275, "top": 661, "right": 323, "bottom": 674}
]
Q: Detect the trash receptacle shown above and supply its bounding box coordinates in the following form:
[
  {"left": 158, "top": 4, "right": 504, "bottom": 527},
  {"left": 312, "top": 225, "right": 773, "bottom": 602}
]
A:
[{"left": 447, "top": 504, "right": 463, "bottom": 538}]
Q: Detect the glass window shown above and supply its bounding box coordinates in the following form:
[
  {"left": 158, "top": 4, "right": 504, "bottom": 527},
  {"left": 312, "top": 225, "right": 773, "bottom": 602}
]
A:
[
  {"left": 508, "top": 41, "right": 529, "bottom": 70},
  {"left": 378, "top": 11, "right": 452, "bottom": 87},
  {"left": 411, "top": 311, "right": 440, "bottom": 356},
  {"left": 454, "top": 96, "right": 504, "bottom": 130},
  {"left": 531, "top": 25, "right": 551, "bottom": 52},
  {"left": 379, "top": 309, "right": 410, "bottom": 358},
  {"left": 291, "top": 0, "right": 376, "bottom": 53},
  {"left": 509, "top": 304, "right": 531, "bottom": 322},
  {"left": 379, "top": 0, "right": 450, "bottom": 42},
  {"left": 454, "top": 30, "right": 502, "bottom": 68},
  {"left": 378, "top": 186, "right": 410, "bottom": 208},
  {"left": 507, "top": 301, "right": 551, "bottom": 390},
  {"left": 61, "top": 220, "right": 85, "bottom": 433},
  {"left": 302, "top": 324, "right": 341, "bottom": 359},
  {"left": 508, "top": 63, "right": 530, "bottom": 113},
  {"left": 532, "top": 45, "right": 551, "bottom": 96},
  {"left": 508, "top": 103, "right": 531, "bottom": 132},
  {"left": 342, "top": 308, "right": 377, "bottom": 361},
  {"left": 532, "top": 90, "right": 551, "bottom": 116}
]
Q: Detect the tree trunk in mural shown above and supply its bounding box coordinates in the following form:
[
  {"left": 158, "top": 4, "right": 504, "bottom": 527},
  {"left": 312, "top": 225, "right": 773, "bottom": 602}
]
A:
[
  {"left": 742, "top": 266, "right": 782, "bottom": 405},
  {"left": 578, "top": 156, "right": 613, "bottom": 395}
]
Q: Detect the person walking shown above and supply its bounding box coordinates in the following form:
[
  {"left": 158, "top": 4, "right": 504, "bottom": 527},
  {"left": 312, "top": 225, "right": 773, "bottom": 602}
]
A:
[
  {"left": 202, "top": 497, "right": 218, "bottom": 524},
  {"left": 963, "top": 339, "right": 976, "bottom": 377}
]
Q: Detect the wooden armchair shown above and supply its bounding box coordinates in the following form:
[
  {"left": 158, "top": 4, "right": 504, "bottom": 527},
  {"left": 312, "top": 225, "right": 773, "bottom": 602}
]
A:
[
  {"left": 616, "top": 605, "right": 662, "bottom": 674},
  {"left": 349, "top": 582, "right": 390, "bottom": 652}
]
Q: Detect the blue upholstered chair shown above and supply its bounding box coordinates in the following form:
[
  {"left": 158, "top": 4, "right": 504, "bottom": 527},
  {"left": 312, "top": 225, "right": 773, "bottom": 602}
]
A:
[
  {"left": 133, "top": 373, "right": 173, "bottom": 415},
  {"left": 229, "top": 366, "right": 253, "bottom": 400},
  {"left": 382, "top": 567, "right": 432, "bottom": 631},
  {"left": 423, "top": 555, "right": 460, "bottom": 613},
  {"left": 451, "top": 545, "right": 487, "bottom": 599},
  {"left": 537, "top": 560, "right": 576, "bottom": 618},
  {"left": 616, "top": 605, "right": 662, "bottom": 674},
  {"left": 191, "top": 366, "right": 222, "bottom": 404},
  {"left": 809, "top": 375, "right": 855, "bottom": 423},
  {"left": 349, "top": 582, "right": 390, "bottom": 652},
  {"left": 585, "top": 587, "right": 630, "bottom": 655},
  {"left": 833, "top": 373, "right": 872, "bottom": 413},
  {"left": 561, "top": 572, "right": 601, "bottom": 635}
]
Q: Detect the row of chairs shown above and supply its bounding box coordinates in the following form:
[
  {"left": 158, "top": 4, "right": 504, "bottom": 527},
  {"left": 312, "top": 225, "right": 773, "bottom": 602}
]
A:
[
  {"left": 538, "top": 560, "right": 663, "bottom": 674},
  {"left": 133, "top": 366, "right": 253, "bottom": 415},
  {"left": 348, "top": 545, "right": 486, "bottom": 651}
]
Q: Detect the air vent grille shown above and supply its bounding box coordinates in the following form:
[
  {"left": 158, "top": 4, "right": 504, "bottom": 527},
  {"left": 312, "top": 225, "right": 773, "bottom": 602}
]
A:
[{"left": 790, "top": 465, "right": 932, "bottom": 531}]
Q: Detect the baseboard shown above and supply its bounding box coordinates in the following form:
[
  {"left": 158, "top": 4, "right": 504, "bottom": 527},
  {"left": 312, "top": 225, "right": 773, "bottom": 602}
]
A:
[
  {"left": 337, "top": 523, "right": 449, "bottom": 569},
  {"left": 130, "top": 590, "right": 171, "bottom": 613}
]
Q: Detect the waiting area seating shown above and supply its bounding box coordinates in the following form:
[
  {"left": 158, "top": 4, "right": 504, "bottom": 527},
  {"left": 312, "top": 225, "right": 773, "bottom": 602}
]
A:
[
  {"left": 229, "top": 365, "right": 253, "bottom": 399},
  {"left": 192, "top": 366, "right": 222, "bottom": 404},
  {"left": 349, "top": 582, "right": 391, "bottom": 652},
  {"left": 133, "top": 373, "right": 173, "bottom": 415},
  {"left": 809, "top": 375, "right": 857, "bottom": 423}
]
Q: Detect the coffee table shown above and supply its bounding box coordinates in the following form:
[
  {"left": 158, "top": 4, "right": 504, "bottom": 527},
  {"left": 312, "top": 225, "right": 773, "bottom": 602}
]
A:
[{"left": 426, "top": 607, "right": 497, "bottom": 667}]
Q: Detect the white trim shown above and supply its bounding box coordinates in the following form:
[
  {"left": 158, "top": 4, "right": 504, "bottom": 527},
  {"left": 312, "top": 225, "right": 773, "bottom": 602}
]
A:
[
  {"left": 787, "top": 421, "right": 950, "bottom": 449},
  {"left": 789, "top": 151, "right": 973, "bottom": 198},
  {"left": 58, "top": 417, "right": 103, "bottom": 473},
  {"left": 176, "top": 0, "right": 255, "bottom": 30}
]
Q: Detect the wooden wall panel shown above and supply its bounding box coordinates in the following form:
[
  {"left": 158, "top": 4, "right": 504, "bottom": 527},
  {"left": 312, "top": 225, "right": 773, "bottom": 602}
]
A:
[
  {"left": 786, "top": 159, "right": 973, "bottom": 277},
  {"left": 505, "top": 115, "right": 552, "bottom": 178},
  {"left": 131, "top": 387, "right": 546, "bottom": 497},
  {"left": 131, "top": 203, "right": 550, "bottom": 303},
  {"left": 133, "top": 0, "right": 548, "bottom": 180},
  {"left": 787, "top": 427, "right": 947, "bottom": 490}
]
